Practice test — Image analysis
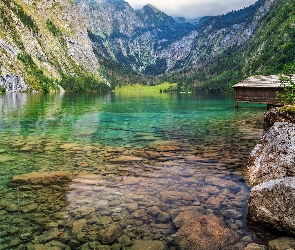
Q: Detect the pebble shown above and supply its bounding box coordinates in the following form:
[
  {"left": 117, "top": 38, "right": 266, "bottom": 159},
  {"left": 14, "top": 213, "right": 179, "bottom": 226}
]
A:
[{"left": 242, "top": 236, "right": 253, "bottom": 243}]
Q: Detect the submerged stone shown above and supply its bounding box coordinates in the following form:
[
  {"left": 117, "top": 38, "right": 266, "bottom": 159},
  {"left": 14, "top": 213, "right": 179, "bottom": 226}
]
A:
[
  {"left": 22, "top": 203, "right": 38, "bottom": 213},
  {"left": 268, "top": 237, "right": 295, "bottom": 250},
  {"left": 72, "top": 219, "right": 87, "bottom": 239},
  {"left": 130, "top": 240, "right": 168, "bottom": 250},
  {"left": 176, "top": 213, "right": 239, "bottom": 250},
  {"left": 9, "top": 171, "right": 73, "bottom": 187},
  {"left": 244, "top": 243, "right": 266, "bottom": 250},
  {"left": 100, "top": 223, "right": 122, "bottom": 244}
]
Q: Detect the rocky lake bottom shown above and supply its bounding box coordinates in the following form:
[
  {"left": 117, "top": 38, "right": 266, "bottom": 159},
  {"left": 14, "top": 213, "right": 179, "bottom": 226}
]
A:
[{"left": 0, "top": 92, "right": 282, "bottom": 249}]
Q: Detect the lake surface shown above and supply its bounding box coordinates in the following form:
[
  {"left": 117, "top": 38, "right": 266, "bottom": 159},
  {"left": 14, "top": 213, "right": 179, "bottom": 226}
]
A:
[{"left": 0, "top": 92, "right": 275, "bottom": 249}]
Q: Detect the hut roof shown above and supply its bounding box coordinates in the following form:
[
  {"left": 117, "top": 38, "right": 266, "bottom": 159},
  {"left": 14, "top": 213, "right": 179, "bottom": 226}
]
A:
[{"left": 233, "top": 75, "right": 295, "bottom": 88}]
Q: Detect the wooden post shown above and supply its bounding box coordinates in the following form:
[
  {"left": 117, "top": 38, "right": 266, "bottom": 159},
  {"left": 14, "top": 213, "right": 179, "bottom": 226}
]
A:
[{"left": 235, "top": 101, "right": 238, "bottom": 108}]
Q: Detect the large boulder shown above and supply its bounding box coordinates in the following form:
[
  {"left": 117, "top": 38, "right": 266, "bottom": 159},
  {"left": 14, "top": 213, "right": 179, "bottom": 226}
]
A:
[
  {"left": 246, "top": 122, "right": 295, "bottom": 187},
  {"left": 248, "top": 177, "right": 295, "bottom": 235}
]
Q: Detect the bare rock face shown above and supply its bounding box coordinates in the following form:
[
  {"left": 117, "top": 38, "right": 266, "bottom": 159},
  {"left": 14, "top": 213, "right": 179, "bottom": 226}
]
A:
[
  {"left": 247, "top": 109, "right": 295, "bottom": 237},
  {"left": 246, "top": 122, "right": 295, "bottom": 187},
  {"left": 0, "top": 74, "right": 28, "bottom": 92},
  {"left": 248, "top": 177, "right": 295, "bottom": 235},
  {"left": 174, "top": 212, "right": 239, "bottom": 250}
]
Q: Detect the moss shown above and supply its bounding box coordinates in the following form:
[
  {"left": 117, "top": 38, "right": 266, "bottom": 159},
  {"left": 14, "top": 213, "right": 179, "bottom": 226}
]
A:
[{"left": 279, "top": 105, "right": 295, "bottom": 113}]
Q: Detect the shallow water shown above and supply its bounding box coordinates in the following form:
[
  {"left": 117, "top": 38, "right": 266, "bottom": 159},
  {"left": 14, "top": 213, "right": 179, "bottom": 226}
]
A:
[{"left": 0, "top": 92, "right": 275, "bottom": 249}]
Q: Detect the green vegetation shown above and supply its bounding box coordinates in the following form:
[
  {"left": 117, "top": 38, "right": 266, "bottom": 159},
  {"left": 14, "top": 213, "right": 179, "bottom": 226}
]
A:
[
  {"left": 17, "top": 52, "right": 110, "bottom": 93},
  {"left": 279, "top": 104, "right": 295, "bottom": 113},
  {"left": 46, "top": 19, "right": 68, "bottom": 48},
  {"left": 277, "top": 75, "right": 295, "bottom": 105},
  {"left": 115, "top": 82, "right": 177, "bottom": 93},
  {"left": 17, "top": 53, "right": 58, "bottom": 92},
  {"left": 0, "top": 85, "right": 6, "bottom": 93},
  {"left": 1, "top": 0, "right": 294, "bottom": 95},
  {"left": 158, "top": 0, "right": 295, "bottom": 94},
  {"left": 46, "top": 19, "right": 61, "bottom": 37},
  {"left": 0, "top": 1, "right": 24, "bottom": 49},
  {"left": 244, "top": 0, "right": 295, "bottom": 76},
  {"left": 59, "top": 74, "right": 111, "bottom": 92},
  {"left": 2, "top": 0, "right": 39, "bottom": 34}
]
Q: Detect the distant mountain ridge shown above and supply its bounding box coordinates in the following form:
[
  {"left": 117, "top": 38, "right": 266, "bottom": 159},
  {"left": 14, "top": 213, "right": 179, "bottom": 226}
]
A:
[
  {"left": 74, "top": 0, "right": 283, "bottom": 80},
  {"left": 77, "top": 0, "right": 295, "bottom": 93},
  {"left": 74, "top": 0, "right": 197, "bottom": 75}
]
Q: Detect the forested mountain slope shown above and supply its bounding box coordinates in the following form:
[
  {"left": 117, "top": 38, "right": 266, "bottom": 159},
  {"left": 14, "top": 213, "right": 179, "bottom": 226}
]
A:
[
  {"left": 159, "top": 0, "right": 295, "bottom": 93},
  {"left": 75, "top": 0, "right": 294, "bottom": 93},
  {"left": 0, "top": 0, "right": 108, "bottom": 92}
]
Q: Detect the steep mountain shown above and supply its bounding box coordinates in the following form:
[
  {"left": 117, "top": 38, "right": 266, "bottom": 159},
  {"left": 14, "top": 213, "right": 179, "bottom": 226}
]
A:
[
  {"left": 74, "top": 0, "right": 274, "bottom": 79},
  {"left": 0, "top": 0, "right": 108, "bottom": 92},
  {"left": 1, "top": 0, "right": 293, "bottom": 93},
  {"left": 74, "top": 0, "right": 295, "bottom": 93},
  {"left": 243, "top": 0, "right": 295, "bottom": 75},
  {"left": 74, "top": 0, "right": 195, "bottom": 76},
  {"left": 160, "top": 0, "right": 295, "bottom": 93}
]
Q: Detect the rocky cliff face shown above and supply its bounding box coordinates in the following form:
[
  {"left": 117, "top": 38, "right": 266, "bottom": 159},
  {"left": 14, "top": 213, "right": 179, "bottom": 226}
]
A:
[
  {"left": 75, "top": 0, "right": 195, "bottom": 75},
  {"left": 74, "top": 0, "right": 278, "bottom": 76},
  {"left": 0, "top": 0, "right": 101, "bottom": 92}
]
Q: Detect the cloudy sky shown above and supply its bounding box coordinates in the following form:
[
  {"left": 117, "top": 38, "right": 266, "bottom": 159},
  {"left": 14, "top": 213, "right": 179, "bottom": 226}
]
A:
[{"left": 126, "top": 0, "right": 258, "bottom": 20}]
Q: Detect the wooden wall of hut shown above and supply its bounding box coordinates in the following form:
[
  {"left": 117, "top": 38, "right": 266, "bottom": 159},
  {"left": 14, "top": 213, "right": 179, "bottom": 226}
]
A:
[{"left": 234, "top": 87, "right": 284, "bottom": 107}]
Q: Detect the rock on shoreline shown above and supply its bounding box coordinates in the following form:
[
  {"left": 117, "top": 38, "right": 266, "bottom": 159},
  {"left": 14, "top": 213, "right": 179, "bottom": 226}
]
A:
[
  {"left": 246, "top": 122, "right": 295, "bottom": 187},
  {"left": 247, "top": 107, "right": 295, "bottom": 236},
  {"left": 248, "top": 177, "right": 295, "bottom": 234}
]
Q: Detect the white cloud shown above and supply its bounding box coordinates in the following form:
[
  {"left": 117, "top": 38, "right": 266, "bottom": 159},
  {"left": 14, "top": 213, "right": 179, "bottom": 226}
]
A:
[{"left": 126, "top": 0, "right": 258, "bottom": 19}]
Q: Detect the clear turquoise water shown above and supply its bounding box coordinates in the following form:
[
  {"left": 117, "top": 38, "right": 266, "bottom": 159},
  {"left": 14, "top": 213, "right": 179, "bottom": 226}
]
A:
[{"left": 0, "top": 92, "right": 273, "bottom": 249}]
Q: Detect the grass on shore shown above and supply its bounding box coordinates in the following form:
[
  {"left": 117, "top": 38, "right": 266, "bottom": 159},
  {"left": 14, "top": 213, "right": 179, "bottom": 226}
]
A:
[{"left": 114, "top": 82, "right": 177, "bottom": 93}]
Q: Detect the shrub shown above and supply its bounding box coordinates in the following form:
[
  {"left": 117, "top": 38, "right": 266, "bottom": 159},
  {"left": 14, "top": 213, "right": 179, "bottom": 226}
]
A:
[
  {"left": 0, "top": 85, "right": 6, "bottom": 93},
  {"left": 277, "top": 75, "right": 295, "bottom": 104}
]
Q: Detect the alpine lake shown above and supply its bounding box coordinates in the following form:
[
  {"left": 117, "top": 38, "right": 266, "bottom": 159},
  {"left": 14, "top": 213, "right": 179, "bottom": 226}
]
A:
[{"left": 0, "top": 92, "right": 284, "bottom": 249}]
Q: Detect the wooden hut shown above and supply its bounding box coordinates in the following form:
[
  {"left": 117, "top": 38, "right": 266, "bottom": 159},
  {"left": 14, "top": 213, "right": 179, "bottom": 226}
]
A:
[{"left": 232, "top": 75, "right": 294, "bottom": 108}]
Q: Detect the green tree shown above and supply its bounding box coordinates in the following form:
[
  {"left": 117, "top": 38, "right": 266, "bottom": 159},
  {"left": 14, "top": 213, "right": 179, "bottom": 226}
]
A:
[{"left": 277, "top": 75, "right": 295, "bottom": 104}]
